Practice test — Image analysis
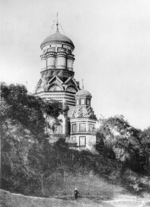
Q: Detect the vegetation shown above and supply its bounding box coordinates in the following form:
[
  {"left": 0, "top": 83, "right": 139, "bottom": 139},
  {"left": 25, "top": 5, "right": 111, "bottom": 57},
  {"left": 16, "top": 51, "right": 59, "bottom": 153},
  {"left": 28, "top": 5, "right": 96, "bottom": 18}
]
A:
[
  {"left": 1, "top": 83, "right": 62, "bottom": 195},
  {"left": 1, "top": 83, "right": 150, "bottom": 197},
  {"left": 96, "top": 115, "right": 150, "bottom": 193}
]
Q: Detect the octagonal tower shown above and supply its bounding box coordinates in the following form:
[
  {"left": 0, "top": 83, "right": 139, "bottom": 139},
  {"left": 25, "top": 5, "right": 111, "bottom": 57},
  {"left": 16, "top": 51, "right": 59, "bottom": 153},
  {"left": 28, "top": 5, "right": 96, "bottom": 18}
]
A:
[
  {"left": 34, "top": 22, "right": 80, "bottom": 135},
  {"left": 35, "top": 23, "right": 80, "bottom": 108}
]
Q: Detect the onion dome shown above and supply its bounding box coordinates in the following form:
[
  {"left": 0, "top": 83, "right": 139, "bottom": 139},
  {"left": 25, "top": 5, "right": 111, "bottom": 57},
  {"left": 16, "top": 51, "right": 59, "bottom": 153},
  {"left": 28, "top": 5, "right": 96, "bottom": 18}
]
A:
[
  {"left": 40, "top": 30, "right": 75, "bottom": 50},
  {"left": 75, "top": 89, "right": 92, "bottom": 97}
]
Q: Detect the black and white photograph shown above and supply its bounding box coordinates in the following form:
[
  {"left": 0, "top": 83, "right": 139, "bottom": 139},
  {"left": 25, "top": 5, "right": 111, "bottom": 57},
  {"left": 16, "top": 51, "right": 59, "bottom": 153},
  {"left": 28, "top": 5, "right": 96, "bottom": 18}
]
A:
[{"left": 0, "top": 0, "right": 150, "bottom": 206}]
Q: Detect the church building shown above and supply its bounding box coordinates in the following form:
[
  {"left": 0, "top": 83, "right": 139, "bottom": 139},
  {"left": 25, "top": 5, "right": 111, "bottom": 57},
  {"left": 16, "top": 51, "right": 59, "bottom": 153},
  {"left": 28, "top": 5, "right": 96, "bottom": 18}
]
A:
[{"left": 34, "top": 20, "right": 97, "bottom": 151}]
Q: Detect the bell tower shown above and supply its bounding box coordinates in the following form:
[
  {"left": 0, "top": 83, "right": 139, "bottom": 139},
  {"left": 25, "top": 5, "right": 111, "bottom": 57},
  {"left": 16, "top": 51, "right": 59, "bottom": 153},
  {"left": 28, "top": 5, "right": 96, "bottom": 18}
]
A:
[{"left": 34, "top": 19, "right": 80, "bottom": 135}]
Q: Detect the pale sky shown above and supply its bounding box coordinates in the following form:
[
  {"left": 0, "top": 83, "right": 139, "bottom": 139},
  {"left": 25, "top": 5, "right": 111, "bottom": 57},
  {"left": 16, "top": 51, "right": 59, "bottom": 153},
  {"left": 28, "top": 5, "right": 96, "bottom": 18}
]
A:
[{"left": 1, "top": 0, "right": 150, "bottom": 130}]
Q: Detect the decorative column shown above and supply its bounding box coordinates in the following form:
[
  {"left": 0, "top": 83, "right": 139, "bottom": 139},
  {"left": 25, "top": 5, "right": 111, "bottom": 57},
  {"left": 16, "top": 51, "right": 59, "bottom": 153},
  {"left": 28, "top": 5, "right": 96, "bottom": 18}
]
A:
[
  {"left": 40, "top": 54, "right": 46, "bottom": 71},
  {"left": 47, "top": 51, "right": 56, "bottom": 69},
  {"left": 56, "top": 50, "right": 67, "bottom": 69},
  {"left": 67, "top": 54, "right": 75, "bottom": 71}
]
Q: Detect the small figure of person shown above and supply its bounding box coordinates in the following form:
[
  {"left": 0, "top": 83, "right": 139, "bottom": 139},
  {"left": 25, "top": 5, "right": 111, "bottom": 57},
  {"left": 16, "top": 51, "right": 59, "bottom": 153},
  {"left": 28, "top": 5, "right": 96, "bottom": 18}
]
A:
[{"left": 74, "top": 187, "right": 79, "bottom": 200}]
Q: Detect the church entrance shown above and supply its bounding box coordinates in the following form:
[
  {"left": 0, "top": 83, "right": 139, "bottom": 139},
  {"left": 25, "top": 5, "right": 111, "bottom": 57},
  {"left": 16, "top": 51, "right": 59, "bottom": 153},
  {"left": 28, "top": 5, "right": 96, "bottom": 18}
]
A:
[{"left": 79, "top": 136, "right": 86, "bottom": 147}]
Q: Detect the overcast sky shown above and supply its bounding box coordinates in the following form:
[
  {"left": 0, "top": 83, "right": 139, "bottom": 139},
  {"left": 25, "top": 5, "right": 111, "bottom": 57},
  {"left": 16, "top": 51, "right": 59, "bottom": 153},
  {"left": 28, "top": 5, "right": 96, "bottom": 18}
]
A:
[{"left": 1, "top": 0, "right": 150, "bottom": 129}]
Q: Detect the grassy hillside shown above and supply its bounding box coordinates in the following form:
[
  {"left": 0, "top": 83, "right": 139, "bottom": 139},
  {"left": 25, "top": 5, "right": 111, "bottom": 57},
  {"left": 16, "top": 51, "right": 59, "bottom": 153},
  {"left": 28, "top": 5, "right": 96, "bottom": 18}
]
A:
[
  {"left": 1, "top": 83, "right": 150, "bottom": 200},
  {"left": 2, "top": 137, "right": 150, "bottom": 197},
  {"left": 41, "top": 172, "right": 123, "bottom": 198}
]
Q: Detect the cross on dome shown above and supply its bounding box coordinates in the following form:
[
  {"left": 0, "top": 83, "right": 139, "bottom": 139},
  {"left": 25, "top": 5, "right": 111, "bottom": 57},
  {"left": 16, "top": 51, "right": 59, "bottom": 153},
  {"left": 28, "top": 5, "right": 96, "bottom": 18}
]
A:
[
  {"left": 40, "top": 14, "right": 75, "bottom": 50},
  {"left": 82, "top": 79, "right": 84, "bottom": 89},
  {"left": 56, "top": 12, "right": 59, "bottom": 32}
]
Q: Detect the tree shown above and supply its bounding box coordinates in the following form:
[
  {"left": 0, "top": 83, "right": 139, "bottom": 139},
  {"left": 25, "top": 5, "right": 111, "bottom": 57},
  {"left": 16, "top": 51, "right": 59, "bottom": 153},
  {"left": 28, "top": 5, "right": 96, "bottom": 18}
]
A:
[
  {"left": 141, "top": 127, "right": 150, "bottom": 174},
  {"left": 1, "top": 83, "right": 62, "bottom": 141},
  {"left": 96, "top": 115, "right": 149, "bottom": 174},
  {"left": 0, "top": 82, "right": 62, "bottom": 194}
]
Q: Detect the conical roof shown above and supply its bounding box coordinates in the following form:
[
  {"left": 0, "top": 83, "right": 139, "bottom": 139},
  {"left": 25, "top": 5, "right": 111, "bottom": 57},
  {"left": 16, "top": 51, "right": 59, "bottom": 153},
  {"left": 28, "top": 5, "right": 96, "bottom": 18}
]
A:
[{"left": 40, "top": 30, "right": 75, "bottom": 49}]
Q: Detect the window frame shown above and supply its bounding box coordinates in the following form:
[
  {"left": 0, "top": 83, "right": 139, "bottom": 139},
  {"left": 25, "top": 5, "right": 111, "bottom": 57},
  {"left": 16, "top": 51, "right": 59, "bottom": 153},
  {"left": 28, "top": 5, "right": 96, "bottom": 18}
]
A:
[
  {"left": 89, "top": 124, "right": 94, "bottom": 132},
  {"left": 76, "top": 99, "right": 79, "bottom": 105},
  {"left": 81, "top": 98, "right": 85, "bottom": 105},
  {"left": 79, "top": 123, "right": 86, "bottom": 132},
  {"left": 72, "top": 123, "right": 76, "bottom": 133},
  {"left": 87, "top": 99, "right": 90, "bottom": 105}
]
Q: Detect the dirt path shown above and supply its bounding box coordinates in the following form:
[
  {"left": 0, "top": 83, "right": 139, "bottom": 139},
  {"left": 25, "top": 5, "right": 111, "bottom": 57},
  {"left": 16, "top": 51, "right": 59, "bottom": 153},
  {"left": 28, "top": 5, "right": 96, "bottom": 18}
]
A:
[{"left": 0, "top": 190, "right": 150, "bottom": 207}]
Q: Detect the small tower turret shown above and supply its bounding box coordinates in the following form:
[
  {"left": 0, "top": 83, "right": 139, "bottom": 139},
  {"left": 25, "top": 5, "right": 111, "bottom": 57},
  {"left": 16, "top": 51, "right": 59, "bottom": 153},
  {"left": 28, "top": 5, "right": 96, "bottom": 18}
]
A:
[{"left": 68, "top": 89, "right": 97, "bottom": 151}]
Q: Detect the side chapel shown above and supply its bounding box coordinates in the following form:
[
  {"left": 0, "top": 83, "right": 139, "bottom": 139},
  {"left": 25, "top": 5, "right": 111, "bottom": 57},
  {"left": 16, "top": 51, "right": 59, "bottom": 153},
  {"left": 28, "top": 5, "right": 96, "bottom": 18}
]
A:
[{"left": 34, "top": 20, "right": 97, "bottom": 151}]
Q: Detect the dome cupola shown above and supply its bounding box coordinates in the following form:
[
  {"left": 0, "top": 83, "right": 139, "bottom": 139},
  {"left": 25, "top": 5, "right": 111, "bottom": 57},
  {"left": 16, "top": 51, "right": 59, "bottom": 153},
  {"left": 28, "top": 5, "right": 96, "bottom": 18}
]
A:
[
  {"left": 40, "top": 30, "right": 75, "bottom": 50},
  {"left": 75, "top": 89, "right": 92, "bottom": 98},
  {"left": 75, "top": 89, "right": 92, "bottom": 106},
  {"left": 40, "top": 21, "right": 75, "bottom": 72}
]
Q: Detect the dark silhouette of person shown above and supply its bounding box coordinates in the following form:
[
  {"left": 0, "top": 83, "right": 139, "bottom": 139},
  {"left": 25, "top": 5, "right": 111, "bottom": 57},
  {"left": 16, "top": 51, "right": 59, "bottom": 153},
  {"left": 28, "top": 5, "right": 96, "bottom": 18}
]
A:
[{"left": 74, "top": 188, "right": 79, "bottom": 200}]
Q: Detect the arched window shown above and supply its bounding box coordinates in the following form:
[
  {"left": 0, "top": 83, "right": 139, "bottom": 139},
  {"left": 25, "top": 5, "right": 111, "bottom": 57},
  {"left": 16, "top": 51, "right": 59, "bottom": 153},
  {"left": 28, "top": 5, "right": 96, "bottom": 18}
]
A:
[
  {"left": 49, "top": 84, "right": 61, "bottom": 91},
  {"left": 66, "top": 87, "right": 76, "bottom": 93}
]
